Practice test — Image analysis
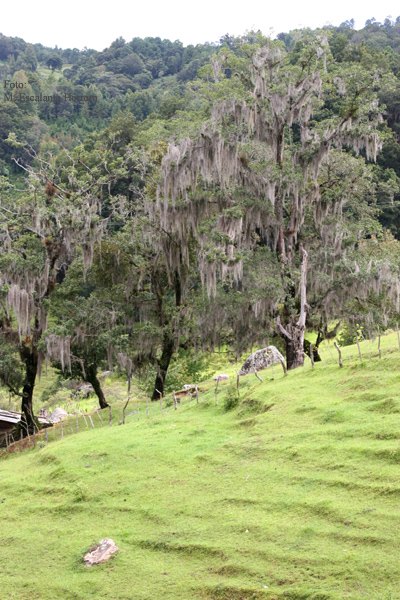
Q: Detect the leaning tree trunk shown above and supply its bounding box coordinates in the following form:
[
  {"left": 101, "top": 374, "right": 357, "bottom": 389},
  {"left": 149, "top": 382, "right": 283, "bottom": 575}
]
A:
[
  {"left": 151, "top": 333, "right": 175, "bottom": 401},
  {"left": 20, "top": 344, "right": 39, "bottom": 433},
  {"left": 276, "top": 246, "right": 308, "bottom": 370},
  {"left": 85, "top": 365, "right": 109, "bottom": 409}
]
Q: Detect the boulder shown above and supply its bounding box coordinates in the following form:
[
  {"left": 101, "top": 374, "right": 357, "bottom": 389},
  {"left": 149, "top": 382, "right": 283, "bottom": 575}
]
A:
[
  {"left": 49, "top": 408, "right": 68, "bottom": 423},
  {"left": 182, "top": 384, "right": 196, "bottom": 390},
  {"left": 84, "top": 538, "right": 119, "bottom": 566},
  {"left": 72, "top": 383, "right": 94, "bottom": 398},
  {"left": 239, "top": 346, "right": 285, "bottom": 376},
  {"left": 213, "top": 374, "right": 229, "bottom": 382}
]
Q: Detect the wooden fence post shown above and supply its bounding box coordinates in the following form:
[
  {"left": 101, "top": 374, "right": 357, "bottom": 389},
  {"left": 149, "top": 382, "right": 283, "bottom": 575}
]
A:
[
  {"left": 156, "top": 389, "right": 163, "bottom": 415},
  {"left": 334, "top": 342, "right": 343, "bottom": 368},
  {"left": 173, "top": 391, "right": 178, "bottom": 410},
  {"left": 122, "top": 396, "right": 130, "bottom": 425},
  {"left": 310, "top": 343, "right": 315, "bottom": 369},
  {"left": 195, "top": 385, "right": 199, "bottom": 404},
  {"left": 378, "top": 326, "right": 381, "bottom": 359},
  {"left": 235, "top": 369, "right": 240, "bottom": 395},
  {"left": 355, "top": 328, "right": 362, "bottom": 361},
  {"left": 20, "top": 429, "right": 23, "bottom": 453},
  {"left": 279, "top": 357, "right": 287, "bottom": 375},
  {"left": 254, "top": 367, "right": 263, "bottom": 382},
  {"left": 88, "top": 415, "right": 95, "bottom": 428}
]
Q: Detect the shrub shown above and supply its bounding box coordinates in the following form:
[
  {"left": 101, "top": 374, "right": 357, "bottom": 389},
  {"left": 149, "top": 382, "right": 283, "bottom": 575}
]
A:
[
  {"left": 164, "top": 348, "right": 213, "bottom": 393},
  {"left": 223, "top": 387, "right": 240, "bottom": 411},
  {"left": 337, "top": 322, "right": 366, "bottom": 347}
]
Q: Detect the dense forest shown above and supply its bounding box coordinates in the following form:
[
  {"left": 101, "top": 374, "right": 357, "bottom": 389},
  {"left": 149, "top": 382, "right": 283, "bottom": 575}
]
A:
[{"left": 1, "top": 17, "right": 400, "bottom": 430}]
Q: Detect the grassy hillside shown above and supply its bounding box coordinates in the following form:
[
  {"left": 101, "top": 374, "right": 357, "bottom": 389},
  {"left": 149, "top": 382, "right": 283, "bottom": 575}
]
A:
[{"left": 1, "top": 335, "right": 400, "bottom": 600}]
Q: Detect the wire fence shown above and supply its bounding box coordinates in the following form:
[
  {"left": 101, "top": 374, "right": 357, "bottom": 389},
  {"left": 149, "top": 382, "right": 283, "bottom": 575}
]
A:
[
  {"left": 1, "top": 330, "right": 400, "bottom": 458},
  {"left": 0, "top": 388, "right": 203, "bottom": 457},
  {"left": 302, "top": 329, "right": 400, "bottom": 372}
]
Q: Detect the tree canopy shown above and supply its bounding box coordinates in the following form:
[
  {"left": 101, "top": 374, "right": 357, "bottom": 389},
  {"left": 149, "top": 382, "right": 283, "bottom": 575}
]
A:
[{"left": 1, "top": 24, "right": 400, "bottom": 423}]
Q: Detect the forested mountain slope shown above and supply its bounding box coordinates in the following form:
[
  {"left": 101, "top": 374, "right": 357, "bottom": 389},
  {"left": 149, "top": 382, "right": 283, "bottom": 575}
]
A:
[{"left": 1, "top": 20, "right": 400, "bottom": 231}]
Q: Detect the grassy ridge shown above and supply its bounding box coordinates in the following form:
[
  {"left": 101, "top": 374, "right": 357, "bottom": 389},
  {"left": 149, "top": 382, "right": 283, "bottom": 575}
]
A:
[{"left": 1, "top": 335, "right": 400, "bottom": 599}]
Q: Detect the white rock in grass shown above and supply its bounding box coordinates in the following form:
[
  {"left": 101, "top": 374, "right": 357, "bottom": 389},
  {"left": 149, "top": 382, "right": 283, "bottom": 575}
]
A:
[
  {"left": 239, "top": 346, "right": 285, "bottom": 376},
  {"left": 49, "top": 408, "right": 69, "bottom": 423},
  {"left": 213, "top": 374, "right": 229, "bottom": 381},
  {"left": 84, "top": 538, "right": 119, "bottom": 566}
]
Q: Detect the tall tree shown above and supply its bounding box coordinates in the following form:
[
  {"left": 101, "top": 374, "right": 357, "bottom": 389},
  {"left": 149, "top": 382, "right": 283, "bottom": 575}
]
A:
[
  {"left": 156, "top": 35, "right": 393, "bottom": 368},
  {"left": 44, "top": 250, "right": 131, "bottom": 409},
  {"left": 0, "top": 138, "right": 127, "bottom": 430},
  {"left": 112, "top": 214, "right": 193, "bottom": 400}
]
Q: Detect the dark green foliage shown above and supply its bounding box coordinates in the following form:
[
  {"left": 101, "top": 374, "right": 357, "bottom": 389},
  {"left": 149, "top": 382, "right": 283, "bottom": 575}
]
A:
[
  {"left": 117, "top": 53, "right": 144, "bottom": 76},
  {"left": 304, "top": 339, "right": 321, "bottom": 362},
  {"left": 16, "top": 44, "right": 38, "bottom": 72},
  {"left": 125, "top": 89, "right": 155, "bottom": 120},
  {"left": 330, "top": 33, "right": 349, "bottom": 62},
  {"left": 176, "top": 58, "right": 201, "bottom": 82},
  {"left": 46, "top": 55, "right": 63, "bottom": 70},
  {"left": 337, "top": 323, "right": 363, "bottom": 347},
  {"left": 0, "top": 338, "right": 24, "bottom": 397},
  {"left": 158, "top": 94, "right": 184, "bottom": 119}
]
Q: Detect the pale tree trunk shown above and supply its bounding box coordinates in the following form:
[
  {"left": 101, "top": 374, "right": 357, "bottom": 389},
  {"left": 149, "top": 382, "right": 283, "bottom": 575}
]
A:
[{"left": 276, "top": 246, "right": 308, "bottom": 370}]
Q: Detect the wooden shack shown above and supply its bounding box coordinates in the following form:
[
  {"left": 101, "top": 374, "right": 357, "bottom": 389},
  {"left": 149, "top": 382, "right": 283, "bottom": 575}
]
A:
[
  {"left": 0, "top": 410, "right": 21, "bottom": 444},
  {"left": 0, "top": 409, "right": 21, "bottom": 430},
  {"left": 0, "top": 409, "right": 51, "bottom": 444}
]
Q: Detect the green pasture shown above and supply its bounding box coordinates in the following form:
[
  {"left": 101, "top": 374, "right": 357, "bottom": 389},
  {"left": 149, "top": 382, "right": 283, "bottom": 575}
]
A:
[{"left": 1, "top": 333, "right": 400, "bottom": 599}]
